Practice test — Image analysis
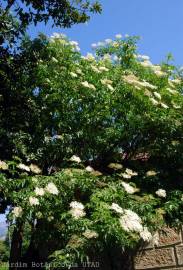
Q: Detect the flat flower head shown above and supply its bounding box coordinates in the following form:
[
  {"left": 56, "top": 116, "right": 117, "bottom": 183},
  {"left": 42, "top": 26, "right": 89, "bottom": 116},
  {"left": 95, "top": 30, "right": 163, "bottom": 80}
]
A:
[
  {"left": 146, "top": 170, "right": 157, "bottom": 177},
  {"left": 70, "top": 155, "right": 81, "bottom": 163},
  {"left": 70, "top": 201, "right": 84, "bottom": 210},
  {"left": 153, "top": 92, "right": 161, "bottom": 100},
  {"left": 17, "top": 163, "right": 30, "bottom": 172},
  {"left": 0, "top": 161, "right": 8, "bottom": 170},
  {"left": 140, "top": 227, "right": 152, "bottom": 242},
  {"left": 45, "top": 182, "right": 59, "bottom": 195},
  {"left": 30, "top": 164, "right": 42, "bottom": 174},
  {"left": 83, "top": 229, "right": 98, "bottom": 239},
  {"left": 35, "top": 187, "right": 45, "bottom": 196},
  {"left": 85, "top": 166, "right": 94, "bottom": 172},
  {"left": 110, "top": 203, "right": 124, "bottom": 214},
  {"left": 12, "top": 207, "right": 23, "bottom": 218},
  {"left": 155, "top": 189, "right": 166, "bottom": 198},
  {"left": 115, "top": 34, "right": 122, "bottom": 39},
  {"left": 119, "top": 209, "right": 143, "bottom": 232},
  {"left": 70, "top": 208, "right": 86, "bottom": 219},
  {"left": 122, "top": 182, "right": 136, "bottom": 194},
  {"left": 29, "top": 196, "right": 39, "bottom": 206}
]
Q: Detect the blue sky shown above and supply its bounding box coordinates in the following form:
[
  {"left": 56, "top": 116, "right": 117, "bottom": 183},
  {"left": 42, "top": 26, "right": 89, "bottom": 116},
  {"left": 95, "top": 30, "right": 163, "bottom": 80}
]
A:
[{"left": 28, "top": 0, "right": 183, "bottom": 66}]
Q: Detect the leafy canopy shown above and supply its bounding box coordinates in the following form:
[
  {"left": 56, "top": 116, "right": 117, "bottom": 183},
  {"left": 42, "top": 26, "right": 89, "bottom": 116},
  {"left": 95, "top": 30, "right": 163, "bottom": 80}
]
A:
[{"left": 1, "top": 33, "right": 183, "bottom": 267}]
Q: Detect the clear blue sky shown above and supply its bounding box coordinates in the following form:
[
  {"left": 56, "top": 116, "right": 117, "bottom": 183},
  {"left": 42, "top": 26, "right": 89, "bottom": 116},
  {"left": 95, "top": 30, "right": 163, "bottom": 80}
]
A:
[{"left": 28, "top": 0, "right": 183, "bottom": 66}]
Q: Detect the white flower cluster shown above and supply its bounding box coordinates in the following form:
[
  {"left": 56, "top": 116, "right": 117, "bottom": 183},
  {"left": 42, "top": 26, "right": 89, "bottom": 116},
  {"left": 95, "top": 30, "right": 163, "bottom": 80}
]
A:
[
  {"left": 29, "top": 196, "right": 39, "bottom": 206},
  {"left": 155, "top": 189, "right": 166, "bottom": 198},
  {"left": 101, "top": 78, "right": 114, "bottom": 91},
  {"left": 70, "top": 201, "right": 86, "bottom": 219},
  {"left": 122, "top": 74, "right": 157, "bottom": 90},
  {"left": 121, "top": 168, "right": 138, "bottom": 179},
  {"left": 81, "top": 81, "right": 96, "bottom": 90},
  {"left": 111, "top": 203, "right": 152, "bottom": 242},
  {"left": 12, "top": 206, "right": 23, "bottom": 218},
  {"left": 122, "top": 182, "right": 136, "bottom": 194},
  {"left": 70, "top": 155, "right": 81, "bottom": 163},
  {"left": 0, "top": 160, "right": 8, "bottom": 170},
  {"left": 85, "top": 166, "right": 94, "bottom": 172},
  {"left": 146, "top": 170, "right": 157, "bottom": 177},
  {"left": 83, "top": 229, "right": 98, "bottom": 239},
  {"left": 45, "top": 182, "right": 59, "bottom": 195},
  {"left": 17, "top": 163, "right": 41, "bottom": 174}
]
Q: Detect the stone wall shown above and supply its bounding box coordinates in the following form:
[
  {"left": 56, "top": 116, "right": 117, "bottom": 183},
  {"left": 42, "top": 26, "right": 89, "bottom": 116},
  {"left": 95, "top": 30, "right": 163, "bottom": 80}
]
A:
[{"left": 135, "top": 227, "right": 183, "bottom": 270}]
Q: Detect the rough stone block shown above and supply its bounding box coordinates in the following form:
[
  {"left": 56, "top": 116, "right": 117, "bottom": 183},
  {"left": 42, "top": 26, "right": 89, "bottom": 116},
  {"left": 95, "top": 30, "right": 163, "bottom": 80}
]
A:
[
  {"left": 176, "top": 245, "right": 183, "bottom": 265},
  {"left": 135, "top": 247, "right": 176, "bottom": 269},
  {"left": 143, "top": 227, "right": 182, "bottom": 249}
]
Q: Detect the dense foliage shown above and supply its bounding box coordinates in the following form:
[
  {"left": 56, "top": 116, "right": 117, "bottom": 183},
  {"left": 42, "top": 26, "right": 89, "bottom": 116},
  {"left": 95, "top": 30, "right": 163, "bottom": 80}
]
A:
[
  {"left": 1, "top": 0, "right": 102, "bottom": 30},
  {"left": 0, "top": 33, "right": 183, "bottom": 268}
]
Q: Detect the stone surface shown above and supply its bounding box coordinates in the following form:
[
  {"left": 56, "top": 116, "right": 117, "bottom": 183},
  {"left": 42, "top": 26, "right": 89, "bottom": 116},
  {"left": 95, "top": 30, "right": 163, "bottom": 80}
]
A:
[
  {"left": 159, "top": 227, "right": 182, "bottom": 246},
  {"left": 143, "top": 227, "right": 182, "bottom": 250},
  {"left": 176, "top": 245, "right": 183, "bottom": 265},
  {"left": 135, "top": 247, "right": 176, "bottom": 269}
]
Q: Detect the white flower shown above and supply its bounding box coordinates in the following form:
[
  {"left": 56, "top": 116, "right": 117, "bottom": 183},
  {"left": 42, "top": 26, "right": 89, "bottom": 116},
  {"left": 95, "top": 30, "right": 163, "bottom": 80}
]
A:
[
  {"left": 115, "top": 34, "right": 122, "bottom": 39},
  {"left": 98, "top": 66, "right": 109, "bottom": 72},
  {"left": 70, "top": 72, "right": 78, "bottom": 78},
  {"left": 30, "top": 164, "right": 41, "bottom": 174},
  {"left": 70, "top": 201, "right": 84, "bottom": 210},
  {"left": 91, "top": 43, "right": 97, "bottom": 49},
  {"left": 70, "top": 155, "right": 81, "bottom": 163},
  {"left": 153, "top": 92, "right": 161, "bottom": 100},
  {"left": 35, "top": 187, "right": 45, "bottom": 196},
  {"left": 85, "top": 53, "right": 95, "bottom": 61},
  {"left": 154, "top": 70, "right": 166, "bottom": 77},
  {"left": 119, "top": 209, "right": 143, "bottom": 232},
  {"left": 122, "top": 182, "right": 136, "bottom": 194},
  {"left": 140, "top": 60, "right": 153, "bottom": 68},
  {"left": 110, "top": 203, "right": 124, "bottom": 214},
  {"left": 0, "top": 161, "right": 8, "bottom": 170},
  {"left": 70, "top": 201, "right": 85, "bottom": 219},
  {"left": 160, "top": 103, "right": 169, "bottom": 109},
  {"left": 97, "top": 41, "right": 105, "bottom": 47},
  {"left": 17, "top": 163, "right": 30, "bottom": 172},
  {"left": 103, "top": 54, "right": 111, "bottom": 61},
  {"left": 83, "top": 229, "right": 98, "bottom": 239},
  {"left": 155, "top": 189, "right": 166, "bottom": 198},
  {"left": 150, "top": 98, "right": 159, "bottom": 106},
  {"left": 171, "top": 78, "right": 181, "bottom": 84},
  {"left": 140, "top": 227, "right": 152, "bottom": 242},
  {"left": 105, "top": 39, "right": 113, "bottom": 44},
  {"left": 12, "top": 207, "right": 23, "bottom": 218},
  {"left": 101, "top": 79, "right": 113, "bottom": 85},
  {"left": 152, "top": 232, "right": 159, "bottom": 246},
  {"left": 146, "top": 170, "right": 157, "bottom": 177},
  {"left": 85, "top": 166, "right": 94, "bottom": 172},
  {"left": 137, "top": 55, "right": 150, "bottom": 61},
  {"left": 45, "top": 182, "right": 59, "bottom": 195},
  {"left": 70, "top": 41, "right": 78, "bottom": 46},
  {"left": 121, "top": 173, "right": 132, "bottom": 179},
  {"left": 70, "top": 208, "right": 86, "bottom": 219},
  {"left": 107, "top": 84, "right": 114, "bottom": 91},
  {"left": 167, "top": 88, "right": 178, "bottom": 95},
  {"left": 125, "top": 168, "right": 138, "bottom": 176},
  {"left": 108, "top": 163, "right": 123, "bottom": 170},
  {"left": 76, "top": 68, "right": 83, "bottom": 75},
  {"left": 91, "top": 65, "right": 101, "bottom": 73},
  {"left": 75, "top": 46, "right": 80, "bottom": 52},
  {"left": 29, "top": 196, "right": 39, "bottom": 206},
  {"left": 81, "top": 81, "right": 96, "bottom": 90},
  {"left": 51, "top": 57, "right": 58, "bottom": 63}
]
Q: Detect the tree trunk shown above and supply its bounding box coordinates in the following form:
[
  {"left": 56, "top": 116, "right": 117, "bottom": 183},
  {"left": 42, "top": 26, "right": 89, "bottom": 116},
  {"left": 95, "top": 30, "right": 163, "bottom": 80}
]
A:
[{"left": 9, "top": 223, "right": 23, "bottom": 270}]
